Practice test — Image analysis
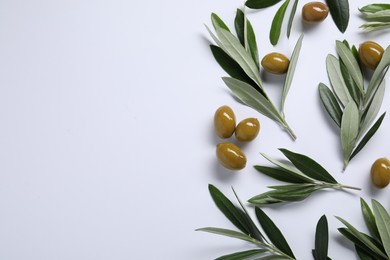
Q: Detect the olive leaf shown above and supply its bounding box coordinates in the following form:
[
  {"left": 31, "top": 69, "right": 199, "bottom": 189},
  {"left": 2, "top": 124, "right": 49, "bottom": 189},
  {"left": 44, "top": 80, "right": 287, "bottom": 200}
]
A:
[
  {"left": 207, "top": 14, "right": 302, "bottom": 139},
  {"left": 286, "top": 0, "right": 298, "bottom": 38},
  {"left": 319, "top": 40, "right": 389, "bottom": 170},
  {"left": 360, "top": 4, "right": 390, "bottom": 13},
  {"left": 249, "top": 149, "right": 360, "bottom": 206},
  {"left": 245, "top": 0, "right": 283, "bottom": 9},
  {"left": 270, "top": 0, "right": 290, "bottom": 46},
  {"left": 313, "top": 215, "right": 330, "bottom": 260},
  {"left": 325, "top": 0, "right": 350, "bottom": 33},
  {"left": 197, "top": 185, "right": 298, "bottom": 259},
  {"left": 337, "top": 199, "right": 390, "bottom": 259},
  {"left": 360, "top": 5, "right": 390, "bottom": 31}
]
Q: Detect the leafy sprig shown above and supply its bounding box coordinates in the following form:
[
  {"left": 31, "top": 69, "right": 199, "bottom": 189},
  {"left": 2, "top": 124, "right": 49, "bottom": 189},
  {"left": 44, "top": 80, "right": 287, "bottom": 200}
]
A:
[
  {"left": 359, "top": 4, "right": 390, "bottom": 32},
  {"left": 197, "top": 185, "right": 297, "bottom": 259},
  {"left": 319, "top": 40, "right": 390, "bottom": 170},
  {"left": 207, "top": 11, "right": 303, "bottom": 139},
  {"left": 337, "top": 198, "right": 390, "bottom": 259},
  {"left": 249, "top": 149, "right": 360, "bottom": 206}
]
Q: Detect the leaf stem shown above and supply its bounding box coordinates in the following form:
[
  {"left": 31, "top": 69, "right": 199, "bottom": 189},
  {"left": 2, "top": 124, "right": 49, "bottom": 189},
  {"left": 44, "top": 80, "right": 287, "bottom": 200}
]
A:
[{"left": 282, "top": 121, "right": 297, "bottom": 140}]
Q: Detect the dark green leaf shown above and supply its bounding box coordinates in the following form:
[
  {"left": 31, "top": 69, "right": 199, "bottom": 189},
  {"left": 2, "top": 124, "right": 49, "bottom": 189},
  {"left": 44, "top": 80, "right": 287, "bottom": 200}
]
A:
[
  {"left": 314, "top": 215, "right": 329, "bottom": 260},
  {"left": 286, "top": 0, "right": 299, "bottom": 38},
  {"left": 360, "top": 198, "right": 380, "bottom": 240},
  {"left": 245, "top": 0, "right": 283, "bottom": 9},
  {"left": 210, "top": 45, "right": 262, "bottom": 93},
  {"left": 254, "top": 165, "right": 311, "bottom": 183},
  {"left": 325, "top": 0, "right": 350, "bottom": 33},
  {"left": 319, "top": 83, "right": 343, "bottom": 128},
  {"left": 216, "top": 249, "right": 267, "bottom": 260},
  {"left": 355, "top": 245, "right": 380, "bottom": 260},
  {"left": 234, "top": 9, "right": 260, "bottom": 68},
  {"left": 372, "top": 199, "right": 390, "bottom": 257},
  {"left": 279, "top": 149, "right": 338, "bottom": 184},
  {"left": 270, "top": 0, "right": 290, "bottom": 45},
  {"left": 340, "top": 60, "right": 360, "bottom": 106},
  {"left": 208, "top": 184, "right": 263, "bottom": 241},
  {"left": 255, "top": 207, "right": 295, "bottom": 258},
  {"left": 360, "top": 4, "right": 390, "bottom": 13},
  {"left": 211, "top": 13, "right": 230, "bottom": 32},
  {"left": 350, "top": 112, "right": 386, "bottom": 160}
]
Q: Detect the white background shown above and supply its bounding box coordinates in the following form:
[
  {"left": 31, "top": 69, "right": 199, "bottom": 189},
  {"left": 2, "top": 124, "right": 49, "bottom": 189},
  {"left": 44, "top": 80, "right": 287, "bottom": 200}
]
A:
[{"left": 0, "top": 0, "right": 389, "bottom": 259}]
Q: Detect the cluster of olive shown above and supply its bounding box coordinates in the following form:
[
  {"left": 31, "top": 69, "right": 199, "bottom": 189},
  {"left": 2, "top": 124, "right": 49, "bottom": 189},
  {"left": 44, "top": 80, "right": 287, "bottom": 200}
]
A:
[{"left": 214, "top": 105, "right": 260, "bottom": 170}]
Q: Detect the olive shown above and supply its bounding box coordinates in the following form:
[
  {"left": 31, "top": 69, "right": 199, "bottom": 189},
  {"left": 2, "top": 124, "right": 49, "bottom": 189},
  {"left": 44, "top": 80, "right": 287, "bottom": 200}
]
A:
[
  {"left": 302, "top": 2, "right": 329, "bottom": 23},
  {"left": 235, "top": 118, "right": 260, "bottom": 142},
  {"left": 359, "top": 41, "right": 384, "bottom": 70},
  {"left": 216, "top": 143, "right": 246, "bottom": 170},
  {"left": 261, "top": 53, "right": 290, "bottom": 75},
  {"left": 214, "top": 105, "right": 236, "bottom": 138},
  {"left": 371, "top": 158, "right": 390, "bottom": 188}
]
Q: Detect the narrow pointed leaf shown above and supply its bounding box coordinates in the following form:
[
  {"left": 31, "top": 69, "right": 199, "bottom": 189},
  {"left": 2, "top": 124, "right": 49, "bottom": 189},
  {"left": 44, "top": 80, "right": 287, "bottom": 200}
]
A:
[
  {"left": 336, "top": 41, "right": 364, "bottom": 93},
  {"left": 340, "top": 101, "right": 359, "bottom": 167},
  {"left": 245, "top": 0, "right": 283, "bottom": 9},
  {"left": 211, "top": 13, "right": 230, "bottom": 32},
  {"left": 355, "top": 245, "right": 381, "bottom": 260},
  {"left": 340, "top": 59, "right": 360, "bottom": 105},
  {"left": 235, "top": 9, "right": 260, "bottom": 68},
  {"left": 196, "top": 227, "right": 258, "bottom": 244},
  {"left": 360, "top": 198, "right": 380, "bottom": 240},
  {"left": 366, "top": 46, "right": 390, "bottom": 103},
  {"left": 281, "top": 34, "right": 303, "bottom": 113},
  {"left": 216, "top": 249, "right": 267, "bottom": 260},
  {"left": 210, "top": 45, "right": 262, "bottom": 93},
  {"left": 270, "top": 0, "right": 290, "bottom": 46},
  {"left": 255, "top": 207, "right": 295, "bottom": 258},
  {"left": 350, "top": 112, "right": 386, "bottom": 160},
  {"left": 287, "top": 0, "right": 299, "bottom": 38},
  {"left": 326, "top": 54, "right": 352, "bottom": 107},
  {"left": 360, "top": 4, "right": 390, "bottom": 13},
  {"left": 372, "top": 199, "right": 390, "bottom": 257},
  {"left": 325, "top": 0, "right": 349, "bottom": 33},
  {"left": 222, "top": 77, "right": 283, "bottom": 122},
  {"left": 254, "top": 165, "right": 311, "bottom": 183},
  {"left": 319, "top": 83, "right": 343, "bottom": 127},
  {"left": 314, "top": 215, "right": 329, "bottom": 260},
  {"left": 279, "top": 148, "right": 338, "bottom": 184}
]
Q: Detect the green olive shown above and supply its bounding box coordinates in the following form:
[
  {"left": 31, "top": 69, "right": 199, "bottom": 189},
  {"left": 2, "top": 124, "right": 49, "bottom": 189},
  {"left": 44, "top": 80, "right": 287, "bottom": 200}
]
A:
[
  {"left": 359, "top": 41, "right": 384, "bottom": 70},
  {"left": 235, "top": 118, "right": 260, "bottom": 142},
  {"left": 216, "top": 143, "right": 246, "bottom": 170},
  {"left": 214, "top": 105, "right": 236, "bottom": 138},
  {"left": 302, "top": 2, "right": 329, "bottom": 23},
  {"left": 371, "top": 158, "right": 390, "bottom": 188},
  {"left": 261, "top": 53, "right": 290, "bottom": 75}
]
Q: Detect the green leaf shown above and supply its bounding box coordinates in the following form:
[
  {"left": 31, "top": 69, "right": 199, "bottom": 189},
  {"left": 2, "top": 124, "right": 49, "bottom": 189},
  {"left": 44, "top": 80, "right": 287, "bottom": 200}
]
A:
[
  {"left": 319, "top": 83, "right": 343, "bottom": 128},
  {"left": 211, "top": 13, "right": 230, "bottom": 32},
  {"left": 248, "top": 185, "right": 318, "bottom": 205},
  {"left": 360, "top": 22, "right": 390, "bottom": 32},
  {"left": 325, "top": 0, "right": 349, "bottom": 33},
  {"left": 279, "top": 148, "right": 338, "bottom": 184},
  {"left": 234, "top": 9, "right": 260, "bottom": 68},
  {"left": 254, "top": 165, "right": 310, "bottom": 183},
  {"left": 336, "top": 217, "right": 388, "bottom": 258},
  {"left": 314, "top": 215, "right": 329, "bottom": 260},
  {"left": 222, "top": 77, "right": 283, "bottom": 123},
  {"left": 340, "top": 101, "right": 359, "bottom": 168},
  {"left": 281, "top": 33, "right": 303, "bottom": 113},
  {"left": 372, "top": 199, "right": 390, "bottom": 257},
  {"left": 270, "top": 0, "right": 290, "bottom": 46},
  {"left": 245, "top": 0, "right": 283, "bottom": 9},
  {"left": 286, "top": 0, "right": 299, "bottom": 38},
  {"left": 360, "top": 80, "right": 385, "bottom": 137},
  {"left": 340, "top": 59, "right": 360, "bottom": 106},
  {"left": 216, "top": 249, "right": 267, "bottom": 260},
  {"left": 210, "top": 45, "right": 262, "bottom": 93},
  {"left": 360, "top": 198, "right": 380, "bottom": 240},
  {"left": 355, "top": 245, "right": 380, "bottom": 260},
  {"left": 336, "top": 41, "right": 364, "bottom": 93},
  {"left": 196, "top": 227, "right": 258, "bottom": 244},
  {"left": 326, "top": 54, "right": 352, "bottom": 107},
  {"left": 362, "top": 10, "right": 390, "bottom": 22},
  {"left": 255, "top": 207, "right": 295, "bottom": 258},
  {"left": 366, "top": 46, "right": 390, "bottom": 108},
  {"left": 360, "top": 4, "right": 390, "bottom": 13},
  {"left": 350, "top": 112, "right": 386, "bottom": 160},
  {"left": 214, "top": 26, "right": 263, "bottom": 87}
]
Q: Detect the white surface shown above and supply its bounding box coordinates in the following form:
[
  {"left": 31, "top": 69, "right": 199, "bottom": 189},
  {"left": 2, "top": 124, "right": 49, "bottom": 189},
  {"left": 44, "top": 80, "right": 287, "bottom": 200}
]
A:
[{"left": 0, "top": 0, "right": 389, "bottom": 259}]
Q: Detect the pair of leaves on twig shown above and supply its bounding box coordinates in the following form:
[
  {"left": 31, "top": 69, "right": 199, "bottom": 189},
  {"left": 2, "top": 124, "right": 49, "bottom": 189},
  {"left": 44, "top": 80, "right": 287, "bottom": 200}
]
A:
[
  {"left": 337, "top": 198, "right": 390, "bottom": 259},
  {"left": 244, "top": 0, "right": 349, "bottom": 45},
  {"left": 197, "top": 185, "right": 331, "bottom": 260},
  {"left": 360, "top": 4, "right": 390, "bottom": 32},
  {"left": 249, "top": 149, "right": 360, "bottom": 206},
  {"left": 207, "top": 11, "right": 303, "bottom": 139},
  {"left": 319, "top": 40, "right": 390, "bottom": 169}
]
